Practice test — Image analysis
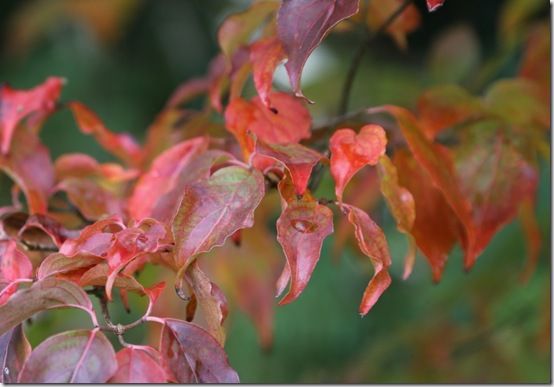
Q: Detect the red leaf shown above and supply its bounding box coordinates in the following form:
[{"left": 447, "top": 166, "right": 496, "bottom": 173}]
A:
[
  {"left": 377, "top": 155, "right": 416, "bottom": 279},
  {"left": 370, "top": 106, "right": 477, "bottom": 267},
  {"left": 251, "top": 37, "right": 286, "bottom": 107},
  {"left": 173, "top": 165, "right": 265, "bottom": 268},
  {"left": 0, "top": 128, "right": 54, "bottom": 214},
  {"left": 160, "top": 318, "right": 239, "bottom": 383},
  {"left": 254, "top": 140, "right": 325, "bottom": 195},
  {"left": 128, "top": 137, "right": 210, "bottom": 222},
  {"left": 276, "top": 198, "right": 333, "bottom": 304},
  {"left": 427, "top": 0, "right": 445, "bottom": 12},
  {"left": 37, "top": 253, "right": 103, "bottom": 282},
  {"left": 366, "top": 0, "right": 421, "bottom": 49},
  {"left": 0, "top": 278, "right": 95, "bottom": 336},
  {"left": 59, "top": 216, "right": 125, "bottom": 258},
  {"left": 393, "top": 149, "right": 460, "bottom": 282},
  {"left": 67, "top": 101, "right": 142, "bottom": 166},
  {"left": 0, "top": 77, "right": 63, "bottom": 154},
  {"left": 109, "top": 346, "right": 166, "bottom": 383},
  {"left": 183, "top": 261, "right": 229, "bottom": 345},
  {"left": 277, "top": 0, "right": 359, "bottom": 99},
  {"left": 340, "top": 204, "right": 391, "bottom": 315},
  {"left": 0, "top": 324, "right": 31, "bottom": 383},
  {"left": 18, "top": 329, "right": 116, "bottom": 383},
  {"left": 454, "top": 131, "right": 539, "bottom": 268},
  {"left": 0, "top": 240, "right": 32, "bottom": 305},
  {"left": 225, "top": 92, "right": 312, "bottom": 157},
  {"left": 329, "top": 124, "right": 387, "bottom": 202}
]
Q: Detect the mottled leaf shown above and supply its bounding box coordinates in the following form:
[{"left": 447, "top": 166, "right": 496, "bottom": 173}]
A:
[
  {"left": 173, "top": 165, "right": 265, "bottom": 268},
  {"left": 329, "top": 124, "right": 387, "bottom": 202},
  {"left": 277, "top": 0, "right": 359, "bottom": 99},
  {"left": 18, "top": 329, "right": 116, "bottom": 383},
  {"left": 160, "top": 318, "right": 239, "bottom": 383}
]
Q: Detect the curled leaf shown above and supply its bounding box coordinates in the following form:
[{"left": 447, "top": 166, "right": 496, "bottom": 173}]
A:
[{"left": 251, "top": 37, "right": 286, "bottom": 107}]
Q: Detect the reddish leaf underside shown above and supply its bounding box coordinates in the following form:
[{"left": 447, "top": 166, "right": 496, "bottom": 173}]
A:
[
  {"left": 277, "top": 0, "right": 360, "bottom": 99},
  {"left": 0, "top": 240, "right": 32, "bottom": 305},
  {"left": 18, "top": 329, "right": 116, "bottom": 383},
  {"left": 329, "top": 124, "right": 387, "bottom": 202},
  {"left": 250, "top": 36, "right": 286, "bottom": 107},
  {"left": 160, "top": 318, "right": 239, "bottom": 383}
]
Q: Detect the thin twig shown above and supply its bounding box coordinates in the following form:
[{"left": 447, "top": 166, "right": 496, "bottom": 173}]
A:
[{"left": 338, "top": 0, "right": 413, "bottom": 115}]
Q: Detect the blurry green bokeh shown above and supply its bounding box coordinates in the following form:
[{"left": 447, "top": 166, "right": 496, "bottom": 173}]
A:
[{"left": 0, "top": 0, "right": 550, "bottom": 383}]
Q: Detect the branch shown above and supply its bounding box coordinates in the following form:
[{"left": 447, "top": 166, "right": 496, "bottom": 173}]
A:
[{"left": 338, "top": 0, "right": 413, "bottom": 115}]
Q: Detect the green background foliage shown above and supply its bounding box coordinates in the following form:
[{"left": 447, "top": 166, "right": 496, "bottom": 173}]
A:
[{"left": 0, "top": 0, "right": 549, "bottom": 382}]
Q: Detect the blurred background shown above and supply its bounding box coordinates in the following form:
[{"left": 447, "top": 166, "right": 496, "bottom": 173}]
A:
[{"left": 0, "top": 0, "right": 550, "bottom": 383}]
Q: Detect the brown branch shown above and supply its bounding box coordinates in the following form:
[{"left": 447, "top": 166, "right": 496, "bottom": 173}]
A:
[{"left": 338, "top": 0, "right": 413, "bottom": 115}]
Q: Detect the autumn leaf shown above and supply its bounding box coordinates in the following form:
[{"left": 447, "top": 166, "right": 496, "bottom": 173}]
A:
[
  {"left": 18, "top": 329, "right": 116, "bottom": 383},
  {"left": 225, "top": 92, "right": 312, "bottom": 157},
  {"left": 276, "top": 198, "right": 334, "bottom": 305},
  {"left": 250, "top": 36, "right": 286, "bottom": 107},
  {"left": 0, "top": 77, "right": 63, "bottom": 154},
  {"left": 182, "top": 261, "right": 228, "bottom": 345},
  {"left": 370, "top": 106, "right": 477, "bottom": 268},
  {"left": 0, "top": 128, "right": 54, "bottom": 214},
  {"left": 329, "top": 124, "right": 387, "bottom": 202},
  {"left": 427, "top": 0, "right": 446, "bottom": 12},
  {"left": 109, "top": 346, "right": 167, "bottom": 383},
  {"left": 393, "top": 149, "right": 460, "bottom": 282},
  {"left": 172, "top": 165, "right": 265, "bottom": 268},
  {"left": 340, "top": 204, "right": 391, "bottom": 315},
  {"left": 160, "top": 318, "right": 239, "bottom": 383},
  {"left": 128, "top": 137, "right": 209, "bottom": 222},
  {"left": 0, "top": 278, "right": 96, "bottom": 336},
  {"left": 0, "top": 324, "right": 31, "bottom": 383},
  {"left": 277, "top": 0, "right": 359, "bottom": 99},
  {"left": 377, "top": 155, "right": 416, "bottom": 279},
  {"left": 0, "top": 240, "right": 33, "bottom": 305},
  {"left": 254, "top": 140, "right": 325, "bottom": 195},
  {"left": 67, "top": 101, "right": 142, "bottom": 167}
]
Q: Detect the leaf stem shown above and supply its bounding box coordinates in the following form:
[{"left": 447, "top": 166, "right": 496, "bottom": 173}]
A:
[{"left": 338, "top": 0, "right": 412, "bottom": 115}]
